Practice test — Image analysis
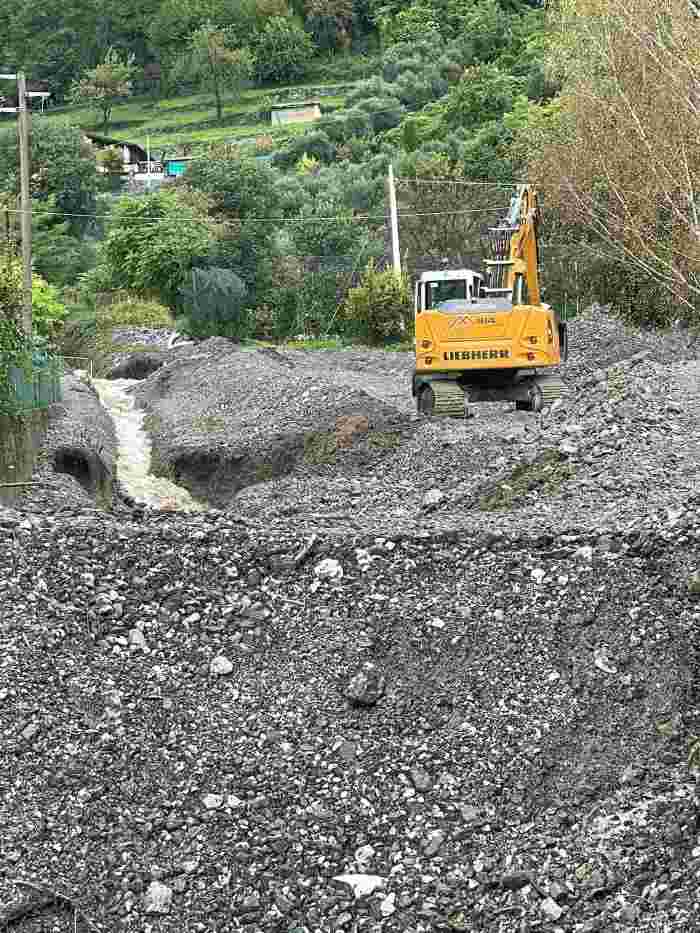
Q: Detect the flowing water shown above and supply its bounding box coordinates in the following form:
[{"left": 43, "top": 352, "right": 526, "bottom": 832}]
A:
[{"left": 92, "top": 377, "right": 203, "bottom": 511}]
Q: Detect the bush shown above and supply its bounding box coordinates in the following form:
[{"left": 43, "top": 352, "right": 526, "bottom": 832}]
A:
[
  {"left": 342, "top": 261, "right": 412, "bottom": 344},
  {"left": 177, "top": 267, "right": 251, "bottom": 340},
  {"left": 96, "top": 146, "right": 124, "bottom": 174},
  {"left": 0, "top": 250, "right": 23, "bottom": 330},
  {"left": 356, "top": 96, "right": 404, "bottom": 132},
  {"left": 344, "top": 108, "right": 372, "bottom": 138},
  {"left": 345, "top": 75, "right": 392, "bottom": 107},
  {"left": 98, "top": 297, "right": 174, "bottom": 329},
  {"left": 273, "top": 130, "right": 336, "bottom": 168},
  {"left": 394, "top": 71, "right": 436, "bottom": 110},
  {"left": 252, "top": 17, "right": 315, "bottom": 84},
  {"left": 100, "top": 191, "right": 215, "bottom": 308},
  {"left": 443, "top": 63, "right": 522, "bottom": 130},
  {"left": 31, "top": 277, "right": 69, "bottom": 339}
]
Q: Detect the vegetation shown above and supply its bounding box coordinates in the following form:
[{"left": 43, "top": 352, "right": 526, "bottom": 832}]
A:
[
  {"left": 342, "top": 262, "right": 412, "bottom": 345},
  {"left": 70, "top": 48, "right": 137, "bottom": 132},
  {"left": 2, "top": 0, "right": 696, "bottom": 340},
  {"left": 174, "top": 24, "right": 254, "bottom": 120},
  {"left": 251, "top": 18, "right": 315, "bottom": 83}
]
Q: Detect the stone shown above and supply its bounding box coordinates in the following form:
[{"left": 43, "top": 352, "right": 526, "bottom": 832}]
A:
[
  {"left": 422, "top": 488, "right": 444, "bottom": 509},
  {"left": 345, "top": 662, "right": 385, "bottom": 707},
  {"left": 202, "top": 793, "right": 223, "bottom": 810},
  {"left": 210, "top": 655, "right": 233, "bottom": 676},
  {"left": 423, "top": 829, "right": 445, "bottom": 856},
  {"left": 687, "top": 571, "right": 700, "bottom": 596},
  {"left": 355, "top": 844, "right": 375, "bottom": 868},
  {"left": 540, "top": 896, "right": 563, "bottom": 921},
  {"left": 380, "top": 892, "right": 396, "bottom": 917},
  {"left": 501, "top": 871, "right": 532, "bottom": 890},
  {"left": 128, "top": 628, "right": 147, "bottom": 650},
  {"left": 333, "top": 874, "right": 386, "bottom": 899},
  {"left": 144, "top": 881, "right": 172, "bottom": 914},
  {"left": 410, "top": 767, "right": 433, "bottom": 792},
  {"left": 314, "top": 558, "right": 343, "bottom": 581},
  {"left": 336, "top": 414, "right": 369, "bottom": 448},
  {"left": 559, "top": 440, "right": 579, "bottom": 457},
  {"left": 241, "top": 891, "right": 260, "bottom": 911},
  {"left": 21, "top": 722, "right": 40, "bottom": 742}
]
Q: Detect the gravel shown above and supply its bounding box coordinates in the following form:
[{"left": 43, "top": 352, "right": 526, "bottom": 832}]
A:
[{"left": 1, "top": 306, "right": 699, "bottom": 932}]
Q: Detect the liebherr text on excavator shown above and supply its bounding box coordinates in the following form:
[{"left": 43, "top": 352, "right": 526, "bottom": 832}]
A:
[{"left": 411, "top": 184, "right": 568, "bottom": 416}]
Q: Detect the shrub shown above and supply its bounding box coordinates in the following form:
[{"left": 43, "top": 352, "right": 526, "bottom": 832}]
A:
[
  {"left": 344, "top": 108, "right": 371, "bottom": 138},
  {"left": 98, "top": 297, "right": 174, "bottom": 330},
  {"left": 96, "top": 146, "right": 124, "bottom": 174},
  {"left": 316, "top": 114, "right": 349, "bottom": 143},
  {"left": 101, "top": 191, "right": 215, "bottom": 308},
  {"left": 382, "top": 3, "right": 441, "bottom": 46},
  {"left": 345, "top": 75, "right": 392, "bottom": 107},
  {"left": 252, "top": 17, "right": 315, "bottom": 84},
  {"left": 394, "top": 71, "right": 435, "bottom": 110},
  {"left": 341, "top": 261, "right": 412, "bottom": 344},
  {"left": 443, "top": 63, "right": 522, "bottom": 130},
  {"left": 356, "top": 97, "right": 404, "bottom": 132},
  {"left": 177, "top": 267, "right": 251, "bottom": 340},
  {"left": 0, "top": 250, "right": 23, "bottom": 331},
  {"left": 273, "top": 130, "right": 336, "bottom": 168},
  {"left": 31, "top": 277, "right": 69, "bottom": 339}
]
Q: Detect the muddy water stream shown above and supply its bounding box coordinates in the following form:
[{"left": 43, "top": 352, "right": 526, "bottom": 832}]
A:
[{"left": 92, "top": 378, "right": 203, "bottom": 511}]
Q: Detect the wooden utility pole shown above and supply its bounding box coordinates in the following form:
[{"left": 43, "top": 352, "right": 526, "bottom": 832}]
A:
[{"left": 17, "top": 72, "right": 32, "bottom": 337}]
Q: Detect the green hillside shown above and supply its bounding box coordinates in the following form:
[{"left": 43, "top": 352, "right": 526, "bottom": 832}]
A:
[{"left": 1, "top": 83, "right": 352, "bottom": 150}]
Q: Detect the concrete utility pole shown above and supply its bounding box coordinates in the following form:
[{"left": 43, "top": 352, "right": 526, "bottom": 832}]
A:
[
  {"left": 17, "top": 72, "right": 32, "bottom": 337},
  {"left": 388, "top": 163, "right": 401, "bottom": 276}
]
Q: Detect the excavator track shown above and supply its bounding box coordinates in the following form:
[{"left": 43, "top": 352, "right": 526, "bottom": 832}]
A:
[
  {"left": 420, "top": 380, "right": 467, "bottom": 417},
  {"left": 531, "top": 375, "right": 566, "bottom": 405}
]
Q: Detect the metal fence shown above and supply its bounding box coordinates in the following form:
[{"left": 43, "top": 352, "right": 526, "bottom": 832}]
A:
[{"left": 1, "top": 355, "right": 63, "bottom": 412}]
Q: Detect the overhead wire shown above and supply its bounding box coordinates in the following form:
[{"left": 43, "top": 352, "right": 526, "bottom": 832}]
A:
[{"left": 3, "top": 204, "right": 510, "bottom": 225}]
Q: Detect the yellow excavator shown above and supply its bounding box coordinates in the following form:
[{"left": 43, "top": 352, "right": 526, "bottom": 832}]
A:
[{"left": 412, "top": 184, "right": 567, "bottom": 416}]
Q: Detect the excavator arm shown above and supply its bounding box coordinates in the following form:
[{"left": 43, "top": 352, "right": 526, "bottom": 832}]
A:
[{"left": 506, "top": 185, "right": 541, "bottom": 306}]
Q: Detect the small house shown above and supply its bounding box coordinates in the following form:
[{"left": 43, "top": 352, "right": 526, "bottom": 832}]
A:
[
  {"left": 270, "top": 101, "right": 321, "bottom": 126},
  {"left": 84, "top": 133, "right": 148, "bottom": 172}
]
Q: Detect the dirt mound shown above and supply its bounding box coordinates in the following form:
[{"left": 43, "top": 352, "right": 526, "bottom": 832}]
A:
[{"left": 133, "top": 341, "right": 412, "bottom": 505}]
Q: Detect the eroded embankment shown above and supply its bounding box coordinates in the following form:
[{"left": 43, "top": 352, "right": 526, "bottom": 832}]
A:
[
  {"left": 9, "top": 373, "right": 119, "bottom": 512},
  {"left": 132, "top": 339, "right": 414, "bottom": 507}
]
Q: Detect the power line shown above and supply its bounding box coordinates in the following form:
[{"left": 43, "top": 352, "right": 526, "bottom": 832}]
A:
[
  {"left": 4, "top": 204, "right": 509, "bottom": 225},
  {"left": 396, "top": 177, "right": 525, "bottom": 187}
]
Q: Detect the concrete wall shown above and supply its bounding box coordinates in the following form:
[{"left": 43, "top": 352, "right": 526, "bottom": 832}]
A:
[{"left": 0, "top": 411, "right": 48, "bottom": 504}]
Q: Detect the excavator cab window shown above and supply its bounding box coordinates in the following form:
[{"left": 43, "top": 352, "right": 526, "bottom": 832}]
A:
[{"left": 425, "top": 280, "right": 467, "bottom": 309}]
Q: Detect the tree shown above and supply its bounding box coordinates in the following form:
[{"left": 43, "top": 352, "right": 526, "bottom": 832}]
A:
[
  {"left": 443, "top": 62, "right": 522, "bottom": 129},
  {"left": 0, "top": 124, "right": 99, "bottom": 236},
  {"left": 70, "top": 47, "right": 136, "bottom": 131},
  {"left": 100, "top": 192, "right": 216, "bottom": 307},
  {"left": 176, "top": 23, "right": 254, "bottom": 120},
  {"left": 186, "top": 152, "right": 280, "bottom": 300},
  {"left": 529, "top": 0, "right": 700, "bottom": 324},
  {"left": 305, "top": 0, "right": 355, "bottom": 51},
  {"left": 252, "top": 17, "right": 315, "bottom": 83}
]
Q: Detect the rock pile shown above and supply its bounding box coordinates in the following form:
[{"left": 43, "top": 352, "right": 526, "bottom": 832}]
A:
[{"left": 2, "top": 307, "right": 699, "bottom": 931}]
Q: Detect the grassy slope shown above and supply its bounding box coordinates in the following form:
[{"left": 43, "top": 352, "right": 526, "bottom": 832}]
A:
[{"left": 6, "top": 83, "right": 351, "bottom": 150}]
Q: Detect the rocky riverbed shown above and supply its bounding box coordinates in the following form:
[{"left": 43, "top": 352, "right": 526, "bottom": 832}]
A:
[{"left": 1, "top": 307, "right": 699, "bottom": 932}]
